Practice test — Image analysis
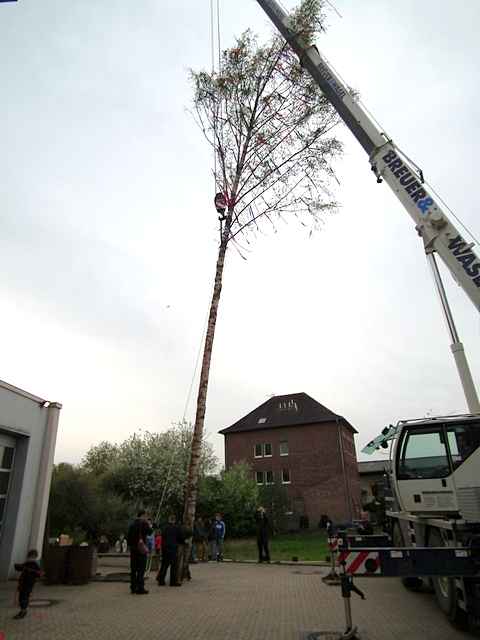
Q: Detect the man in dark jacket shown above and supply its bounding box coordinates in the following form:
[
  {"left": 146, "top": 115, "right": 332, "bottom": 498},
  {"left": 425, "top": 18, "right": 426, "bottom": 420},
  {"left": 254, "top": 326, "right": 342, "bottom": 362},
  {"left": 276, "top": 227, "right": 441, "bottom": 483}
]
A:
[
  {"left": 157, "top": 514, "right": 183, "bottom": 587},
  {"left": 127, "top": 510, "right": 153, "bottom": 594},
  {"left": 255, "top": 506, "right": 271, "bottom": 563}
]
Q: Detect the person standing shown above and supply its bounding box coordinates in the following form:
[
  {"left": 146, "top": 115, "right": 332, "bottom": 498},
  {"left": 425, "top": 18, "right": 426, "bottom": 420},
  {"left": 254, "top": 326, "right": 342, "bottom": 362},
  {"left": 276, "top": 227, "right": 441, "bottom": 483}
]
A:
[
  {"left": 197, "top": 517, "right": 208, "bottom": 562},
  {"left": 157, "top": 514, "right": 182, "bottom": 587},
  {"left": 192, "top": 518, "right": 205, "bottom": 563},
  {"left": 13, "top": 550, "right": 41, "bottom": 619},
  {"left": 145, "top": 519, "right": 155, "bottom": 573},
  {"left": 207, "top": 518, "right": 215, "bottom": 560},
  {"left": 127, "top": 510, "right": 153, "bottom": 595},
  {"left": 155, "top": 530, "right": 162, "bottom": 556},
  {"left": 213, "top": 513, "right": 226, "bottom": 562},
  {"left": 255, "top": 506, "right": 271, "bottom": 563}
]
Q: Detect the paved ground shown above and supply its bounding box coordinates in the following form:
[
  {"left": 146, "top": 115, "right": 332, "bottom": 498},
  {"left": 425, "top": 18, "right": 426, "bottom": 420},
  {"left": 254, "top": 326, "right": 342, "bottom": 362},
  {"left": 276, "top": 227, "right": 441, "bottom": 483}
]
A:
[{"left": 0, "top": 561, "right": 474, "bottom": 640}]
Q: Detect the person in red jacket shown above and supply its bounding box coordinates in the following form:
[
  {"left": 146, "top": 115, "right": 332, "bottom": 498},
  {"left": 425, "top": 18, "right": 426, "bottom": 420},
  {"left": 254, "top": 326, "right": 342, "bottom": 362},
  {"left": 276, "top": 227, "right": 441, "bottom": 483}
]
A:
[{"left": 155, "top": 531, "right": 162, "bottom": 555}]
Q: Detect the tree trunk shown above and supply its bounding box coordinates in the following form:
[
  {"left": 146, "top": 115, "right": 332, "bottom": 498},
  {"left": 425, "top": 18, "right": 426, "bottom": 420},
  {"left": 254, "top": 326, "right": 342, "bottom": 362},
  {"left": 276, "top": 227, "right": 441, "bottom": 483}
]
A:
[{"left": 179, "top": 216, "right": 232, "bottom": 580}]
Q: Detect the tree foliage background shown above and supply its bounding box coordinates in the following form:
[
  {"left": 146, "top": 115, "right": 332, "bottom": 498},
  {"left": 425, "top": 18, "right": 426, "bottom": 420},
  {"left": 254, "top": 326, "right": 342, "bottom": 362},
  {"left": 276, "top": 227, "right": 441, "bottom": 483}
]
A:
[{"left": 49, "top": 422, "right": 218, "bottom": 540}]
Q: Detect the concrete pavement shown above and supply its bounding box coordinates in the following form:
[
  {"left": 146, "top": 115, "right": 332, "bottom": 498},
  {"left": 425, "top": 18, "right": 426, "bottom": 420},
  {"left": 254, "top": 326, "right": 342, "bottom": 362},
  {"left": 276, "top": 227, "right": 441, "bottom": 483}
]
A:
[{"left": 0, "top": 562, "right": 472, "bottom": 640}]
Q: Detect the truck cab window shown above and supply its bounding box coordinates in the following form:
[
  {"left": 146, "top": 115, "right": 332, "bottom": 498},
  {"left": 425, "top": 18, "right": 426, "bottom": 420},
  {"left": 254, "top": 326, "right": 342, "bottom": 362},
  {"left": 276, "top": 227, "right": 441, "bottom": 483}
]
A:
[
  {"left": 398, "top": 428, "right": 450, "bottom": 479},
  {"left": 447, "top": 422, "right": 480, "bottom": 469}
]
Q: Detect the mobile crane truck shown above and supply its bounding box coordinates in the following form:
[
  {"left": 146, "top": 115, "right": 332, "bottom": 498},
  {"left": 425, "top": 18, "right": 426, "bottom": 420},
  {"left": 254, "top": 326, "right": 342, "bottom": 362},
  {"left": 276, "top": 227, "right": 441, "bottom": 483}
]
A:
[{"left": 254, "top": 0, "right": 480, "bottom": 631}]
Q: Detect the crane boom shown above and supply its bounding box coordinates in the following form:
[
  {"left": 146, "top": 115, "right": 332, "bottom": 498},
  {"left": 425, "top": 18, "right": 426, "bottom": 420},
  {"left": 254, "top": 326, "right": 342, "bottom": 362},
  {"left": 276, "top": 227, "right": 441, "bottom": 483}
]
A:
[{"left": 255, "top": 0, "right": 480, "bottom": 314}]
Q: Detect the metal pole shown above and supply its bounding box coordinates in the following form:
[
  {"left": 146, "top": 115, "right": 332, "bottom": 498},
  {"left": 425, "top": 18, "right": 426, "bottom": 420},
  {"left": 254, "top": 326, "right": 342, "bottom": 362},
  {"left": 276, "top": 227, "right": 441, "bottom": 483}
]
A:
[
  {"left": 426, "top": 251, "right": 480, "bottom": 414},
  {"left": 337, "top": 419, "right": 353, "bottom": 521},
  {"left": 343, "top": 597, "right": 353, "bottom": 632}
]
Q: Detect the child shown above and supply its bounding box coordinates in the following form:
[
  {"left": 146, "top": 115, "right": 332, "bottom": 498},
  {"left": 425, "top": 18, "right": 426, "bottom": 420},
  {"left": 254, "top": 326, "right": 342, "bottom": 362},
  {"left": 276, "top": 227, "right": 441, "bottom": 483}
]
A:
[{"left": 13, "top": 549, "right": 41, "bottom": 619}]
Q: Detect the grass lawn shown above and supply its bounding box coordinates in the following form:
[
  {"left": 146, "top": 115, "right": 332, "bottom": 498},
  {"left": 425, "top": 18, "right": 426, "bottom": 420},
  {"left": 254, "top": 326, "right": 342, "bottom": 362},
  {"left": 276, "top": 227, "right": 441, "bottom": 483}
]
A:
[{"left": 223, "top": 530, "right": 328, "bottom": 562}]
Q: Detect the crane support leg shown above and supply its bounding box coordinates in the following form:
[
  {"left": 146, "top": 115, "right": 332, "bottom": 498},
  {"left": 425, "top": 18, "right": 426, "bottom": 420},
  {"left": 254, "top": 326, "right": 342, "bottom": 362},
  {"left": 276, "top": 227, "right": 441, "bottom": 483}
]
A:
[{"left": 425, "top": 250, "right": 480, "bottom": 413}]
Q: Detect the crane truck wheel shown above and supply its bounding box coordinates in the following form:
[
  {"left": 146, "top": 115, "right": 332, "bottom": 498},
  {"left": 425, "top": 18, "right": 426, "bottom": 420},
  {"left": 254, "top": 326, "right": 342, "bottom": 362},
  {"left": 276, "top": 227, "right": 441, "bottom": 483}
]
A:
[
  {"left": 391, "top": 521, "right": 423, "bottom": 591},
  {"left": 428, "top": 528, "right": 468, "bottom": 629}
]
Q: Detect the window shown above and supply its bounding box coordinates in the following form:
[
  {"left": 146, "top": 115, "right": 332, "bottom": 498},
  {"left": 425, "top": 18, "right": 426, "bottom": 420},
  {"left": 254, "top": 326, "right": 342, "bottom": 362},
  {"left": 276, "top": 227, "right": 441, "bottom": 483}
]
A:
[
  {"left": 280, "top": 441, "right": 289, "bottom": 456},
  {"left": 257, "top": 417, "right": 267, "bottom": 424},
  {"left": 278, "top": 399, "right": 299, "bottom": 412},
  {"left": 0, "top": 473, "right": 9, "bottom": 495},
  {"left": 254, "top": 444, "right": 263, "bottom": 458},
  {"left": 256, "top": 471, "right": 264, "bottom": 485},
  {"left": 282, "top": 469, "right": 291, "bottom": 484},
  {"left": 446, "top": 422, "right": 480, "bottom": 469},
  {"left": 0, "top": 446, "right": 14, "bottom": 470},
  {"left": 266, "top": 470, "right": 274, "bottom": 485},
  {"left": 398, "top": 428, "right": 450, "bottom": 480},
  {"left": 264, "top": 443, "right": 272, "bottom": 457},
  {"left": 0, "top": 440, "right": 14, "bottom": 535}
]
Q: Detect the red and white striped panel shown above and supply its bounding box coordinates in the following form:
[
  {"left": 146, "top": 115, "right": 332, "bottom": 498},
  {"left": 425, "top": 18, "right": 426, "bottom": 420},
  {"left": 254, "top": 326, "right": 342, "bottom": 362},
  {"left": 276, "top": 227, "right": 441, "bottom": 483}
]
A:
[
  {"left": 337, "top": 550, "right": 381, "bottom": 575},
  {"left": 328, "top": 537, "right": 339, "bottom": 551}
]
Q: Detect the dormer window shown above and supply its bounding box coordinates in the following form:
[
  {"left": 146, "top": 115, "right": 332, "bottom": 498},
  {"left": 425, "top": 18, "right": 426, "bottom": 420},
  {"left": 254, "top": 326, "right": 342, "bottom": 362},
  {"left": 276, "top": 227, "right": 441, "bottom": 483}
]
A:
[{"left": 278, "top": 399, "right": 299, "bottom": 412}]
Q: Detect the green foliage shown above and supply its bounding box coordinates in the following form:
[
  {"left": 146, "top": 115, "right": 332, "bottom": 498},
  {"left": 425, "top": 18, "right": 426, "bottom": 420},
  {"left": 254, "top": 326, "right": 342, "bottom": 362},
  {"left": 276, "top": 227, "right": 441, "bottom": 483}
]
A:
[
  {"left": 81, "top": 441, "right": 119, "bottom": 476},
  {"left": 48, "top": 463, "right": 130, "bottom": 542},
  {"left": 289, "top": 0, "right": 329, "bottom": 46},
  {"left": 224, "top": 530, "right": 328, "bottom": 562},
  {"left": 258, "top": 481, "right": 290, "bottom": 533},
  {"left": 196, "top": 474, "right": 223, "bottom": 517},
  {"left": 201, "top": 463, "right": 259, "bottom": 537},
  {"left": 82, "top": 421, "right": 217, "bottom": 520}
]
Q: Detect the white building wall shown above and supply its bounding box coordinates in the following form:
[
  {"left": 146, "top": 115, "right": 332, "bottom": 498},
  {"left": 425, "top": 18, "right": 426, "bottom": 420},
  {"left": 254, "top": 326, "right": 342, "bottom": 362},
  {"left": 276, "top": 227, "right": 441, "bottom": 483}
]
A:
[{"left": 0, "top": 380, "right": 61, "bottom": 579}]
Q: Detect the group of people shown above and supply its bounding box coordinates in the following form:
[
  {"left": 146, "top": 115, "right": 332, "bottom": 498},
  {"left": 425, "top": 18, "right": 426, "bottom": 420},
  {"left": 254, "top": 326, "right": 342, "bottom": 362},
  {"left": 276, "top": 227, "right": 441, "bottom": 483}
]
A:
[
  {"left": 191, "top": 515, "right": 226, "bottom": 563},
  {"left": 11, "top": 506, "right": 271, "bottom": 618},
  {"left": 127, "top": 510, "right": 227, "bottom": 594}
]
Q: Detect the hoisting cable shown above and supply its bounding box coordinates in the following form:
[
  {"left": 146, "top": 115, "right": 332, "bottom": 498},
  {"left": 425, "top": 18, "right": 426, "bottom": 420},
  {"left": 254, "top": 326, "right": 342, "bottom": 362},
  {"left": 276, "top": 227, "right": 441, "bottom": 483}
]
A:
[
  {"left": 210, "top": 0, "right": 218, "bottom": 192},
  {"left": 153, "top": 300, "right": 210, "bottom": 525},
  {"left": 155, "top": 1, "right": 225, "bottom": 525}
]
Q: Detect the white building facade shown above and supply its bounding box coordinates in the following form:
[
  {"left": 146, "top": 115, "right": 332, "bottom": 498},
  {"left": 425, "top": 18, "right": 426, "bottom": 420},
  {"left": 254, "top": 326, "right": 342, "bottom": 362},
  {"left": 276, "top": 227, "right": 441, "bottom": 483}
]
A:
[{"left": 0, "top": 379, "right": 61, "bottom": 579}]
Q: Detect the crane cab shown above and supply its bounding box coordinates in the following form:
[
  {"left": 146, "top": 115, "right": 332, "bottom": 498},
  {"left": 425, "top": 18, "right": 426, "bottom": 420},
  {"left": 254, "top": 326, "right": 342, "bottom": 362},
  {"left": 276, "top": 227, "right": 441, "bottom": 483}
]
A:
[{"left": 387, "top": 415, "right": 480, "bottom": 520}]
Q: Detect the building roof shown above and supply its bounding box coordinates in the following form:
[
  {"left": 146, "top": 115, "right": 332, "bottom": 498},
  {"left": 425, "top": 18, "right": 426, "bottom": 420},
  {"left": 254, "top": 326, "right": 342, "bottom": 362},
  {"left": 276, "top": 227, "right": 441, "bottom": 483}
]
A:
[
  {"left": 357, "top": 460, "right": 391, "bottom": 475},
  {"left": 219, "top": 392, "right": 356, "bottom": 435}
]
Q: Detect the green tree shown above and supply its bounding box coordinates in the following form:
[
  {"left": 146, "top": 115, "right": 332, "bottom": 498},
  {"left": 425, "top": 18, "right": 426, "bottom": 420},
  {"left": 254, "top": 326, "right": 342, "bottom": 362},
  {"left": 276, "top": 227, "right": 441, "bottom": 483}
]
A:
[
  {"left": 99, "top": 422, "right": 217, "bottom": 519},
  {"left": 259, "top": 481, "right": 290, "bottom": 533},
  {"left": 183, "top": 0, "right": 342, "bottom": 550},
  {"left": 216, "top": 463, "right": 259, "bottom": 537},
  {"left": 196, "top": 474, "right": 223, "bottom": 518},
  {"left": 81, "top": 441, "right": 119, "bottom": 476},
  {"left": 48, "top": 463, "right": 130, "bottom": 542}
]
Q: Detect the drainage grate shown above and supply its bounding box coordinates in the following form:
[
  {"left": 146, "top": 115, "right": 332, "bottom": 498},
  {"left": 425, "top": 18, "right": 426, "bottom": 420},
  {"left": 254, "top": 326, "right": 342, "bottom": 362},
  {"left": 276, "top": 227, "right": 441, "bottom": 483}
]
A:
[
  {"left": 291, "top": 570, "right": 325, "bottom": 575},
  {"left": 29, "top": 599, "right": 60, "bottom": 608},
  {"left": 304, "top": 632, "right": 366, "bottom": 640},
  {"left": 96, "top": 572, "right": 136, "bottom": 582}
]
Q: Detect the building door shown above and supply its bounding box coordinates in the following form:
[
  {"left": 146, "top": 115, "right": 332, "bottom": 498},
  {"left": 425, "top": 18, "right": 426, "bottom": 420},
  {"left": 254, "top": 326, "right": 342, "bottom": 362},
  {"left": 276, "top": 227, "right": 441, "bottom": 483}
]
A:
[{"left": 0, "top": 435, "right": 15, "bottom": 541}]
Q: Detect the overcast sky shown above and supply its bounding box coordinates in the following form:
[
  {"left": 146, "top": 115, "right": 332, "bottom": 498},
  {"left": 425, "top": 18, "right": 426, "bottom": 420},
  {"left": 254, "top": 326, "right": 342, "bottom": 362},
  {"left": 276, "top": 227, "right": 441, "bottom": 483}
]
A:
[{"left": 1, "top": 0, "right": 479, "bottom": 466}]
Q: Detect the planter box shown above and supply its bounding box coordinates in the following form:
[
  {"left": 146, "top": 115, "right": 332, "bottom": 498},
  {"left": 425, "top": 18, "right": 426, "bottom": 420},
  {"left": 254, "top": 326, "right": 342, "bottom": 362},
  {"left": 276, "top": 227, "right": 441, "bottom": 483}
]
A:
[
  {"left": 43, "top": 546, "right": 69, "bottom": 585},
  {"left": 66, "top": 546, "right": 96, "bottom": 585}
]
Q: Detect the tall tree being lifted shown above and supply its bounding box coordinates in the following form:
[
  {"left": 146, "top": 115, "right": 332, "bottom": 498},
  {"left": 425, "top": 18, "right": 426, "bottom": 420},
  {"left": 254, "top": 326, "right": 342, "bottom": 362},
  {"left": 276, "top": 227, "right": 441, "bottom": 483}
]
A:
[{"left": 182, "top": 0, "right": 343, "bottom": 569}]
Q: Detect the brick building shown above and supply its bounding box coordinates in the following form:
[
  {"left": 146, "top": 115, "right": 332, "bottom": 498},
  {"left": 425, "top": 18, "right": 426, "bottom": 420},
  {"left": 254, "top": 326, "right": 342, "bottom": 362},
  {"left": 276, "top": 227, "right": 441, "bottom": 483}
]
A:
[{"left": 219, "top": 392, "right": 361, "bottom": 525}]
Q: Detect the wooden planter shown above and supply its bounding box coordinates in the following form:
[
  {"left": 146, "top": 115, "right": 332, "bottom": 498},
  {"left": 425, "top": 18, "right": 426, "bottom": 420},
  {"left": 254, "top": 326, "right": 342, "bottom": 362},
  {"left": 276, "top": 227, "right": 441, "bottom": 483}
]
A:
[
  {"left": 66, "top": 546, "right": 96, "bottom": 585},
  {"left": 43, "top": 546, "right": 69, "bottom": 585}
]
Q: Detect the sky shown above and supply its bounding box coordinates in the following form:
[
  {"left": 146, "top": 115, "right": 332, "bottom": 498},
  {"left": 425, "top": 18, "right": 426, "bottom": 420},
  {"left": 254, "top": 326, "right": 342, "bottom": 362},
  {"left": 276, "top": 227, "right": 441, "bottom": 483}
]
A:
[{"left": 0, "top": 0, "right": 479, "bottom": 466}]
